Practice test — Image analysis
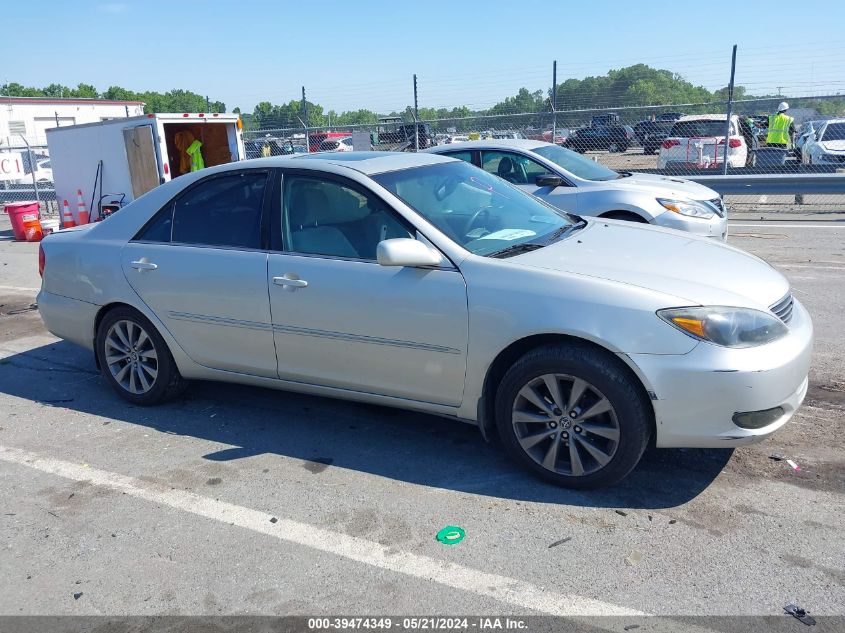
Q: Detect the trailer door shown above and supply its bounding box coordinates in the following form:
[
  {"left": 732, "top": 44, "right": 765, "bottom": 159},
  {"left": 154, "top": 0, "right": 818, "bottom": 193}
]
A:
[{"left": 123, "top": 125, "right": 160, "bottom": 198}]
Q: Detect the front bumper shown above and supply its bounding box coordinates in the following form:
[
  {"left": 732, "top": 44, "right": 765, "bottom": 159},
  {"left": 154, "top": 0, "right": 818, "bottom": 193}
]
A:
[
  {"left": 814, "top": 153, "right": 845, "bottom": 166},
  {"left": 651, "top": 209, "right": 728, "bottom": 241},
  {"left": 626, "top": 298, "right": 813, "bottom": 448}
]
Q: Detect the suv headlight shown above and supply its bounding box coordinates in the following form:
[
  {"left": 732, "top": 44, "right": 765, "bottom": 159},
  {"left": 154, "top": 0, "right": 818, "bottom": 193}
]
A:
[
  {"left": 657, "top": 306, "right": 788, "bottom": 348},
  {"left": 657, "top": 198, "right": 715, "bottom": 219}
]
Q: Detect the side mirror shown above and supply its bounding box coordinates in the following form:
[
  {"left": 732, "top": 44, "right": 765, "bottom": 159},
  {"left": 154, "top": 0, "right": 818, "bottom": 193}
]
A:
[
  {"left": 377, "top": 238, "right": 444, "bottom": 267},
  {"left": 535, "top": 174, "right": 565, "bottom": 188}
]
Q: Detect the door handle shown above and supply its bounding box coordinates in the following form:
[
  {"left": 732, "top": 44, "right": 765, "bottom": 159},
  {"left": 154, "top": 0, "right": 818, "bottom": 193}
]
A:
[
  {"left": 130, "top": 260, "right": 158, "bottom": 271},
  {"left": 273, "top": 275, "right": 308, "bottom": 288}
]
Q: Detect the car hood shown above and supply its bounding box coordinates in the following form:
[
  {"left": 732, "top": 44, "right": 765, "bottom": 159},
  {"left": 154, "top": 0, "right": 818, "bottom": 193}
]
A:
[
  {"left": 510, "top": 220, "right": 788, "bottom": 308},
  {"left": 820, "top": 140, "right": 845, "bottom": 152},
  {"left": 608, "top": 172, "right": 718, "bottom": 201}
]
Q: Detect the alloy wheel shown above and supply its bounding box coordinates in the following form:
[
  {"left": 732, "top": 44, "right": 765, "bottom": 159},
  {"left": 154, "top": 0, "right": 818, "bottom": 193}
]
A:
[
  {"left": 511, "top": 373, "right": 620, "bottom": 476},
  {"left": 104, "top": 319, "right": 159, "bottom": 394}
]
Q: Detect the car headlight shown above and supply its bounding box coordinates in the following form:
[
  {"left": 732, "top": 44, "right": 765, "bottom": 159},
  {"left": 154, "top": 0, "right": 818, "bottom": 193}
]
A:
[
  {"left": 657, "top": 306, "right": 788, "bottom": 348},
  {"left": 656, "top": 198, "right": 715, "bottom": 219}
]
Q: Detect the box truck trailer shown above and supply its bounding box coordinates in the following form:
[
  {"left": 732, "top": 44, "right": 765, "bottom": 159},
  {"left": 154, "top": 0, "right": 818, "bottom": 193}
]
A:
[{"left": 46, "top": 113, "right": 245, "bottom": 221}]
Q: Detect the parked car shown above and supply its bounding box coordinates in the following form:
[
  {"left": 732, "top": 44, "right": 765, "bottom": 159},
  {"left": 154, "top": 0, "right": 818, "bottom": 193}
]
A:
[
  {"left": 446, "top": 135, "right": 470, "bottom": 144},
  {"left": 633, "top": 120, "right": 674, "bottom": 154},
  {"left": 13, "top": 154, "right": 53, "bottom": 184},
  {"left": 793, "top": 120, "right": 825, "bottom": 159},
  {"left": 424, "top": 139, "right": 728, "bottom": 240},
  {"left": 656, "top": 112, "right": 685, "bottom": 122},
  {"left": 801, "top": 119, "right": 845, "bottom": 167},
  {"left": 658, "top": 115, "right": 748, "bottom": 170},
  {"left": 37, "top": 152, "right": 810, "bottom": 488},
  {"left": 563, "top": 124, "right": 634, "bottom": 153},
  {"left": 318, "top": 137, "right": 354, "bottom": 152}
]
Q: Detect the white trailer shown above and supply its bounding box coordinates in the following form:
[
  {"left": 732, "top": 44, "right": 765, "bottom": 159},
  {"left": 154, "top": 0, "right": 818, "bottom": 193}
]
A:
[{"left": 47, "top": 113, "right": 245, "bottom": 221}]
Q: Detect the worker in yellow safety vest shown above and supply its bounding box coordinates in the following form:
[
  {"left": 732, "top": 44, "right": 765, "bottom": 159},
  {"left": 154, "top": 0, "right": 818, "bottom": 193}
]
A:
[{"left": 766, "top": 102, "right": 795, "bottom": 148}]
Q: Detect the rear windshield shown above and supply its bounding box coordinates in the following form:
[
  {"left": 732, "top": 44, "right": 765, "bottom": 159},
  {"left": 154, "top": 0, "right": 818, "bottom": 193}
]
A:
[
  {"left": 821, "top": 122, "right": 845, "bottom": 142},
  {"left": 670, "top": 120, "right": 728, "bottom": 138}
]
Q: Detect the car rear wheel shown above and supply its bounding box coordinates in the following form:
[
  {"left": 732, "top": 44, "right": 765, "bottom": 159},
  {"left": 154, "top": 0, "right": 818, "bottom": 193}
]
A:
[
  {"left": 96, "top": 307, "right": 186, "bottom": 405},
  {"left": 494, "top": 344, "right": 651, "bottom": 489}
]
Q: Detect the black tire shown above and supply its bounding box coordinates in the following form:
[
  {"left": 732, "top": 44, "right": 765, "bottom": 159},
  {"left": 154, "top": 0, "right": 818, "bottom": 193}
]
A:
[
  {"left": 494, "top": 343, "right": 651, "bottom": 489},
  {"left": 95, "top": 306, "right": 187, "bottom": 405},
  {"left": 602, "top": 211, "right": 648, "bottom": 223}
]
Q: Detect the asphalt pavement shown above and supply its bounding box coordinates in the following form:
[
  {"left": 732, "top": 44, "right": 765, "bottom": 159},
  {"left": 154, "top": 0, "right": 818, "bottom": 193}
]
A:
[{"left": 0, "top": 213, "right": 843, "bottom": 622}]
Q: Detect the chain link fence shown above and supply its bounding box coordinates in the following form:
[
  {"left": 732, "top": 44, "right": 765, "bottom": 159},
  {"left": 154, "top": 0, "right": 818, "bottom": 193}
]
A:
[
  {"left": 0, "top": 142, "right": 59, "bottom": 216},
  {"left": 241, "top": 47, "right": 845, "bottom": 213}
]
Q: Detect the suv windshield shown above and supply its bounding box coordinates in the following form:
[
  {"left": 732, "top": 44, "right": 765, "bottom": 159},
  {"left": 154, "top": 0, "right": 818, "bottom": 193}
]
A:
[
  {"left": 670, "top": 120, "right": 728, "bottom": 138},
  {"left": 532, "top": 144, "right": 619, "bottom": 181},
  {"left": 373, "top": 161, "right": 578, "bottom": 257},
  {"left": 821, "top": 122, "right": 845, "bottom": 142}
]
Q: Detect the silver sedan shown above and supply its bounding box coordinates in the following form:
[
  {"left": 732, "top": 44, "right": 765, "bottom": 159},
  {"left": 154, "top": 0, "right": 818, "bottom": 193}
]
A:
[
  {"left": 37, "top": 152, "right": 811, "bottom": 488},
  {"left": 424, "top": 139, "right": 729, "bottom": 240}
]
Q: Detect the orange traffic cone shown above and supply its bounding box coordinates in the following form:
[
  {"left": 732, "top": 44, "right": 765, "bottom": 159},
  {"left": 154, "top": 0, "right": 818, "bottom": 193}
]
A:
[
  {"left": 76, "top": 189, "right": 90, "bottom": 225},
  {"left": 61, "top": 200, "right": 76, "bottom": 228}
]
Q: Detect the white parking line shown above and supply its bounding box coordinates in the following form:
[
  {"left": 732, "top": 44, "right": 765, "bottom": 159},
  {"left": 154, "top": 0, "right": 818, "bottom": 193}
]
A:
[
  {"left": 0, "top": 445, "right": 643, "bottom": 617},
  {"left": 728, "top": 223, "right": 845, "bottom": 229},
  {"left": 0, "top": 284, "right": 40, "bottom": 293}
]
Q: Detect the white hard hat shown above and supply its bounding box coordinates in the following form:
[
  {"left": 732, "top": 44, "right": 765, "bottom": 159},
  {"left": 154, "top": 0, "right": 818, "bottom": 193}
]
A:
[{"left": 777, "top": 101, "right": 789, "bottom": 112}]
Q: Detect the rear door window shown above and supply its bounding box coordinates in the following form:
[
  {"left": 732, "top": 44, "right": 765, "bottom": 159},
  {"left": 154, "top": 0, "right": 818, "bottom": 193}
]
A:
[{"left": 170, "top": 171, "right": 268, "bottom": 249}]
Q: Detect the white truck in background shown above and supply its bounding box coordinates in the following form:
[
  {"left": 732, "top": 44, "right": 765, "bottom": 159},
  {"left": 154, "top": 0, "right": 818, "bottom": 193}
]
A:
[{"left": 47, "top": 113, "right": 245, "bottom": 221}]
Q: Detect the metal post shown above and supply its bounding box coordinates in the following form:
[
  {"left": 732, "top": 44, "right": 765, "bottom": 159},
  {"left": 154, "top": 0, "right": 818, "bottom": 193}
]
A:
[
  {"left": 54, "top": 111, "right": 59, "bottom": 127},
  {"left": 552, "top": 60, "right": 557, "bottom": 142},
  {"left": 722, "top": 45, "right": 737, "bottom": 175},
  {"left": 413, "top": 74, "right": 419, "bottom": 151},
  {"left": 302, "top": 86, "right": 309, "bottom": 153},
  {"left": 124, "top": 105, "right": 129, "bottom": 117},
  {"left": 19, "top": 135, "right": 40, "bottom": 210},
  {"left": 206, "top": 95, "right": 210, "bottom": 112}
]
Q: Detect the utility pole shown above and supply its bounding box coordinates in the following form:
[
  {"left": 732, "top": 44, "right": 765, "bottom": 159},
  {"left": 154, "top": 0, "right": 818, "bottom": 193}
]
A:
[
  {"left": 722, "top": 45, "right": 737, "bottom": 175},
  {"left": 552, "top": 60, "right": 557, "bottom": 142},
  {"left": 413, "top": 74, "right": 419, "bottom": 151},
  {"left": 301, "top": 86, "right": 309, "bottom": 153}
]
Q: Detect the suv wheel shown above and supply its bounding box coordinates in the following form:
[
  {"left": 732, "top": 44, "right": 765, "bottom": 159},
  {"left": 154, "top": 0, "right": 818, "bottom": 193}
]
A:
[{"left": 495, "top": 344, "right": 651, "bottom": 489}]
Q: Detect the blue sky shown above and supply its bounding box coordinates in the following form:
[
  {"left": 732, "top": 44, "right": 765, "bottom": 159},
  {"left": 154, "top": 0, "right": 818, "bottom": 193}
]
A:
[{"left": 3, "top": 0, "right": 844, "bottom": 113}]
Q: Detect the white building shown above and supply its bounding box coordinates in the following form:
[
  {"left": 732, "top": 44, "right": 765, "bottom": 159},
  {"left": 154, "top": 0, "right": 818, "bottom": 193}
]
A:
[{"left": 1, "top": 97, "right": 145, "bottom": 149}]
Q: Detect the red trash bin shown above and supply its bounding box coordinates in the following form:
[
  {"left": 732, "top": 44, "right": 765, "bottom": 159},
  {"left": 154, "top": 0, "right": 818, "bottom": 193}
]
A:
[{"left": 4, "top": 202, "right": 41, "bottom": 241}]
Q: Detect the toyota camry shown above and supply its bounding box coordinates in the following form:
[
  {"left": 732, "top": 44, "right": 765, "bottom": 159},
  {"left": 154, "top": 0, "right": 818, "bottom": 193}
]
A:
[{"left": 37, "top": 152, "right": 812, "bottom": 488}]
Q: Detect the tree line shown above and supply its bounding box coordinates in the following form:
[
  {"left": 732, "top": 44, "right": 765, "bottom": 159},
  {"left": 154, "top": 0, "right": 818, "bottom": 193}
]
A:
[{"left": 3, "top": 64, "right": 842, "bottom": 133}]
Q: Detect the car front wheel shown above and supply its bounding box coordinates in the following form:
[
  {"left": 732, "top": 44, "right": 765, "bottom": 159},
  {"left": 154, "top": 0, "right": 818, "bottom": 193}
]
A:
[
  {"left": 495, "top": 344, "right": 651, "bottom": 489},
  {"left": 96, "top": 307, "right": 186, "bottom": 405}
]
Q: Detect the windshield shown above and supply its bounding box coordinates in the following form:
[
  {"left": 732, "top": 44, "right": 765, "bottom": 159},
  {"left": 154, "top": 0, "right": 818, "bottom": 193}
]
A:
[
  {"left": 373, "top": 161, "right": 577, "bottom": 257},
  {"left": 532, "top": 144, "right": 619, "bottom": 181},
  {"left": 670, "top": 120, "right": 728, "bottom": 138},
  {"left": 821, "top": 122, "right": 845, "bottom": 142}
]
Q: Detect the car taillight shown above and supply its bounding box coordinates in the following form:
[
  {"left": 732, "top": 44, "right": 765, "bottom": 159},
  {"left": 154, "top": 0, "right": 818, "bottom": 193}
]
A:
[
  {"left": 717, "top": 138, "right": 743, "bottom": 148},
  {"left": 38, "top": 244, "right": 45, "bottom": 277},
  {"left": 662, "top": 139, "right": 680, "bottom": 149}
]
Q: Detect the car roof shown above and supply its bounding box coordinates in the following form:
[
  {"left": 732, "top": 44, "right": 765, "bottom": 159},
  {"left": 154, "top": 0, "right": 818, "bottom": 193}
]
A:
[
  {"left": 231, "top": 151, "right": 457, "bottom": 175},
  {"left": 424, "top": 139, "right": 550, "bottom": 153},
  {"left": 676, "top": 114, "right": 735, "bottom": 122}
]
